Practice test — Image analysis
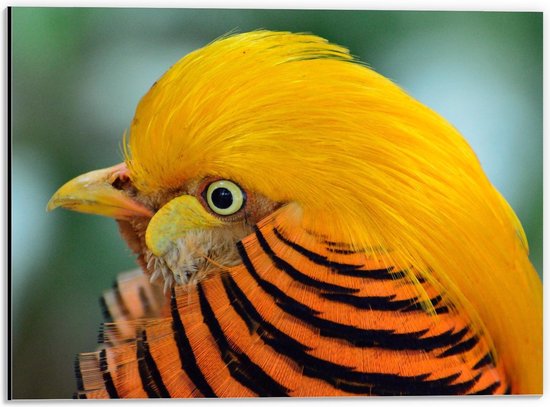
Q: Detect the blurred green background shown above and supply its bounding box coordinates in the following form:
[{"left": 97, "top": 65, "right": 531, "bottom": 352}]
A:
[{"left": 11, "top": 8, "right": 542, "bottom": 399}]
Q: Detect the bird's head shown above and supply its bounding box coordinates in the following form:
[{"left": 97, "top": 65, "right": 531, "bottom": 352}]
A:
[
  {"left": 47, "top": 30, "right": 542, "bottom": 394},
  {"left": 48, "top": 30, "right": 523, "bottom": 295}
]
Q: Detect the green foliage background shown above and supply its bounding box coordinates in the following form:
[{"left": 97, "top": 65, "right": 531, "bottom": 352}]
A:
[{"left": 11, "top": 8, "right": 542, "bottom": 399}]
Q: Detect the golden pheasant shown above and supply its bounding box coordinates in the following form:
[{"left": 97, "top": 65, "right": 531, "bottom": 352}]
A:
[{"left": 48, "top": 31, "right": 542, "bottom": 398}]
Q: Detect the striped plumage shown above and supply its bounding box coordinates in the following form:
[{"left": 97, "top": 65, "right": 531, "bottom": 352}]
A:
[
  {"left": 49, "top": 31, "right": 541, "bottom": 398},
  {"left": 76, "top": 208, "right": 509, "bottom": 398}
]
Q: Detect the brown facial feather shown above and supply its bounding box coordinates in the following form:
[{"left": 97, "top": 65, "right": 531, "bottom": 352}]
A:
[{"left": 112, "top": 172, "right": 282, "bottom": 288}]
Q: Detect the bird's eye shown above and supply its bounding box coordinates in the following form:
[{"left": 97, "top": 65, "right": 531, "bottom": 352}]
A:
[{"left": 205, "top": 180, "right": 245, "bottom": 216}]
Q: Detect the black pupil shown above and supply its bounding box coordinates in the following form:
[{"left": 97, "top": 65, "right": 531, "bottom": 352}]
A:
[{"left": 211, "top": 187, "right": 233, "bottom": 209}]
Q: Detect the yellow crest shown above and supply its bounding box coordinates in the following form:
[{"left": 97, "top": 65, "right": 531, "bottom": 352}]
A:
[{"left": 124, "top": 31, "right": 541, "bottom": 393}]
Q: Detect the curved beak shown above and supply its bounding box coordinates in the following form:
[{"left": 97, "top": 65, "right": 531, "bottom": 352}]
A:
[{"left": 47, "top": 163, "right": 153, "bottom": 220}]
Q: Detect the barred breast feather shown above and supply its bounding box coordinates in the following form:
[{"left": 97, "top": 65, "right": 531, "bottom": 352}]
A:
[{"left": 75, "top": 208, "right": 509, "bottom": 398}]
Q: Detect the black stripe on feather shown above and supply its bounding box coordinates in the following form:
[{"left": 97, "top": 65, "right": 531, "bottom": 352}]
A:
[
  {"left": 99, "top": 296, "right": 112, "bottom": 322},
  {"left": 222, "top": 271, "right": 481, "bottom": 395},
  {"left": 221, "top": 272, "right": 313, "bottom": 353},
  {"left": 337, "top": 266, "right": 407, "bottom": 280},
  {"left": 473, "top": 351, "right": 495, "bottom": 370},
  {"left": 254, "top": 227, "right": 358, "bottom": 293},
  {"left": 238, "top": 241, "right": 470, "bottom": 351},
  {"left": 170, "top": 290, "right": 216, "bottom": 397},
  {"left": 273, "top": 227, "right": 407, "bottom": 280},
  {"left": 272, "top": 227, "right": 363, "bottom": 270},
  {"left": 136, "top": 330, "right": 171, "bottom": 398},
  {"left": 437, "top": 335, "right": 480, "bottom": 358},
  {"left": 277, "top": 298, "right": 470, "bottom": 351},
  {"left": 112, "top": 283, "right": 130, "bottom": 317},
  {"left": 322, "top": 292, "right": 449, "bottom": 315},
  {"left": 98, "top": 349, "right": 119, "bottom": 398},
  {"left": 320, "top": 292, "right": 418, "bottom": 311},
  {"left": 74, "top": 355, "right": 84, "bottom": 391},
  {"left": 472, "top": 381, "right": 501, "bottom": 395},
  {"left": 237, "top": 242, "right": 320, "bottom": 317},
  {"left": 197, "top": 283, "right": 290, "bottom": 397}
]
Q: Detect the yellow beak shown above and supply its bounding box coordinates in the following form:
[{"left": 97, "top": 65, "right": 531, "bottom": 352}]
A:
[{"left": 47, "top": 163, "right": 153, "bottom": 220}]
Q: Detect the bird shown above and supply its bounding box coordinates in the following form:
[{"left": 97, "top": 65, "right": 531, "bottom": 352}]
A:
[{"left": 48, "top": 30, "right": 542, "bottom": 398}]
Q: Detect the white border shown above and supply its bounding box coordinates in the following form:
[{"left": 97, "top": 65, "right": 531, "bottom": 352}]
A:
[{"left": 2, "top": 1, "right": 547, "bottom": 405}]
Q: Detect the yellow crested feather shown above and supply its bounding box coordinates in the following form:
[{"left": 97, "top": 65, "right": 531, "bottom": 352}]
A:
[{"left": 124, "top": 31, "right": 541, "bottom": 393}]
